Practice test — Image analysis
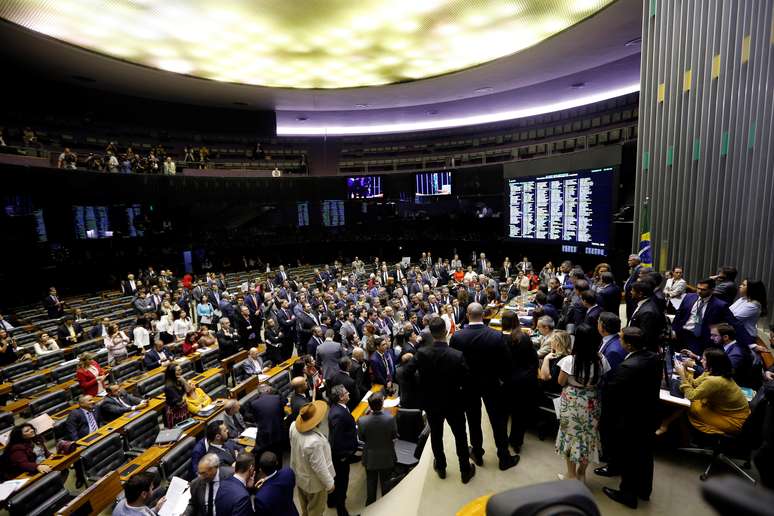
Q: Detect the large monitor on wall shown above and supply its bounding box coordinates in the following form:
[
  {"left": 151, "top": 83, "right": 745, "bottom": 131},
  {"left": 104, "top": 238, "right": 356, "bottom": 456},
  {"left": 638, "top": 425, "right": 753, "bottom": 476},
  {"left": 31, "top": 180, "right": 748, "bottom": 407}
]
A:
[
  {"left": 415, "top": 171, "right": 452, "bottom": 197},
  {"left": 506, "top": 166, "right": 615, "bottom": 254},
  {"left": 321, "top": 200, "right": 345, "bottom": 227},
  {"left": 347, "top": 176, "right": 383, "bottom": 199}
]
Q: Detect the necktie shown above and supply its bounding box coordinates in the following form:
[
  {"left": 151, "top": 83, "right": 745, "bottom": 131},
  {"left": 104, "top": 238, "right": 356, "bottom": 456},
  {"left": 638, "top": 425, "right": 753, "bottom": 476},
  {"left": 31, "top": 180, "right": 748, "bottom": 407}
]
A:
[
  {"left": 693, "top": 299, "right": 706, "bottom": 336},
  {"left": 207, "top": 480, "right": 215, "bottom": 516},
  {"left": 85, "top": 410, "right": 98, "bottom": 433}
]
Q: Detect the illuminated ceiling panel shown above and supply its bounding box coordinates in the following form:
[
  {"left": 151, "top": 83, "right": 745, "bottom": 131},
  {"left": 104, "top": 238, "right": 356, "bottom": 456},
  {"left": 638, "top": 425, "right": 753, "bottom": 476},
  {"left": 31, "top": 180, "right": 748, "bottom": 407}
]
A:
[{"left": 0, "top": 0, "right": 615, "bottom": 89}]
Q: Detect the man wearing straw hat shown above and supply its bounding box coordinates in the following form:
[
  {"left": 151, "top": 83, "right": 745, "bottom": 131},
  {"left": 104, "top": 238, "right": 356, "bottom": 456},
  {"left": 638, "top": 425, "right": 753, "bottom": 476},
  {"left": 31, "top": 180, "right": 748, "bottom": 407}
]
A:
[{"left": 289, "top": 399, "right": 335, "bottom": 516}]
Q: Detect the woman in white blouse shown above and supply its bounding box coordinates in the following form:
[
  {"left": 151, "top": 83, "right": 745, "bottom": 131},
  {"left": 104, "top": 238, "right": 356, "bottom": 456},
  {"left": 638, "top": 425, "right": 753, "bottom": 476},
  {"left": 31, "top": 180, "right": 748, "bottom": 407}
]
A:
[
  {"left": 33, "top": 333, "right": 60, "bottom": 355},
  {"left": 730, "top": 279, "right": 767, "bottom": 339},
  {"left": 172, "top": 311, "right": 194, "bottom": 341},
  {"left": 132, "top": 318, "right": 150, "bottom": 352},
  {"left": 663, "top": 266, "right": 687, "bottom": 313},
  {"left": 104, "top": 323, "right": 130, "bottom": 364}
]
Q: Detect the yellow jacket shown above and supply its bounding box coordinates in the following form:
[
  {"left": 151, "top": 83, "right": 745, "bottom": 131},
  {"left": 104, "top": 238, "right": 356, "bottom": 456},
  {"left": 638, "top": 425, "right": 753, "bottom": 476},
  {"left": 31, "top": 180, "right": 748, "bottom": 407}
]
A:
[{"left": 185, "top": 387, "right": 212, "bottom": 414}]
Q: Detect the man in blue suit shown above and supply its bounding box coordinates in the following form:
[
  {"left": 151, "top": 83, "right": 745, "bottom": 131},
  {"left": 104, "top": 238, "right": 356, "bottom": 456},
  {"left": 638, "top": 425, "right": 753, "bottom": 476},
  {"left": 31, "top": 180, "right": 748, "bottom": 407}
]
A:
[
  {"left": 624, "top": 255, "right": 643, "bottom": 319},
  {"left": 672, "top": 278, "right": 751, "bottom": 354},
  {"left": 596, "top": 271, "right": 622, "bottom": 314},
  {"left": 215, "top": 452, "right": 257, "bottom": 516},
  {"left": 327, "top": 385, "right": 358, "bottom": 516},
  {"left": 369, "top": 337, "right": 396, "bottom": 387},
  {"left": 254, "top": 451, "right": 299, "bottom": 515},
  {"left": 597, "top": 312, "right": 627, "bottom": 373}
]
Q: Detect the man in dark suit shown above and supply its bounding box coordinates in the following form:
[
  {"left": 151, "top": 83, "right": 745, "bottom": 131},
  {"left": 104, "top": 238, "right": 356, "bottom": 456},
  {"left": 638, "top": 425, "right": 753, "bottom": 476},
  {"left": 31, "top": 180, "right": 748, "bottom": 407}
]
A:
[
  {"left": 708, "top": 323, "right": 754, "bottom": 388},
  {"left": 581, "top": 290, "right": 603, "bottom": 330},
  {"left": 327, "top": 358, "right": 360, "bottom": 411},
  {"left": 358, "top": 393, "right": 398, "bottom": 505},
  {"left": 249, "top": 385, "right": 287, "bottom": 463},
  {"left": 598, "top": 313, "right": 627, "bottom": 373},
  {"left": 143, "top": 339, "right": 174, "bottom": 370},
  {"left": 89, "top": 317, "right": 110, "bottom": 339},
  {"left": 235, "top": 306, "right": 259, "bottom": 350},
  {"left": 450, "top": 303, "right": 518, "bottom": 471},
  {"left": 100, "top": 384, "right": 146, "bottom": 423},
  {"left": 350, "top": 348, "right": 371, "bottom": 397},
  {"left": 395, "top": 353, "right": 420, "bottom": 409},
  {"left": 546, "top": 278, "right": 565, "bottom": 311},
  {"left": 296, "top": 304, "right": 319, "bottom": 355},
  {"left": 57, "top": 317, "right": 84, "bottom": 344},
  {"left": 277, "top": 300, "right": 297, "bottom": 360},
  {"left": 43, "top": 287, "right": 65, "bottom": 319},
  {"left": 369, "top": 337, "right": 396, "bottom": 387},
  {"left": 222, "top": 400, "right": 247, "bottom": 439},
  {"left": 404, "top": 317, "right": 476, "bottom": 483},
  {"left": 713, "top": 266, "right": 738, "bottom": 304},
  {"left": 627, "top": 282, "right": 666, "bottom": 352},
  {"left": 274, "top": 265, "right": 288, "bottom": 286},
  {"left": 596, "top": 271, "right": 622, "bottom": 314},
  {"left": 244, "top": 291, "right": 262, "bottom": 317},
  {"left": 624, "top": 255, "right": 643, "bottom": 320},
  {"left": 253, "top": 452, "right": 299, "bottom": 516},
  {"left": 598, "top": 327, "right": 662, "bottom": 509},
  {"left": 533, "top": 292, "right": 559, "bottom": 326},
  {"left": 184, "top": 453, "right": 234, "bottom": 516},
  {"left": 672, "top": 278, "right": 751, "bottom": 354},
  {"left": 65, "top": 395, "right": 100, "bottom": 441},
  {"left": 215, "top": 453, "right": 257, "bottom": 516},
  {"left": 289, "top": 377, "right": 312, "bottom": 422},
  {"left": 328, "top": 385, "right": 358, "bottom": 515},
  {"left": 191, "top": 421, "right": 237, "bottom": 478},
  {"left": 121, "top": 274, "right": 138, "bottom": 296}
]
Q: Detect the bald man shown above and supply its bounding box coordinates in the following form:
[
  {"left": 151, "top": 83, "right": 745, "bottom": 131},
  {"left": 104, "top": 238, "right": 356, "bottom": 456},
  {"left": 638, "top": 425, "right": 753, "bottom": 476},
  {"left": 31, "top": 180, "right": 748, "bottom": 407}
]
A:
[{"left": 290, "top": 376, "right": 311, "bottom": 422}]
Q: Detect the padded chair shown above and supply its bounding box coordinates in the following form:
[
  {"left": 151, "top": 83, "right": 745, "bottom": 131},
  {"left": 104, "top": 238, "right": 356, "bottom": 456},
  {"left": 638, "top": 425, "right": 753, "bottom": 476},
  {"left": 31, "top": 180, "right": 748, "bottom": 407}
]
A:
[
  {"left": 93, "top": 349, "right": 109, "bottom": 367},
  {"left": 179, "top": 358, "right": 196, "bottom": 379},
  {"left": 28, "top": 390, "right": 70, "bottom": 417},
  {"left": 12, "top": 372, "right": 49, "bottom": 398},
  {"left": 486, "top": 479, "right": 600, "bottom": 516},
  {"left": 78, "top": 433, "right": 127, "bottom": 485},
  {"left": 6, "top": 470, "right": 71, "bottom": 516},
  {"left": 123, "top": 411, "right": 161, "bottom": 454},
  {"left": 36, "top": 350, "right": 65, "bottom": 368},
  {"left": 268, "top": 371, "right": 292, "bottom": 399},
  {"left": 51, "top": 361, "right": 78, "bottom": 383},
  {"left": 394, "top": 409, "right": 426, "bottom": 468},
  {"left": 233, "top": 360, "right": 249, "bottom": 384},
  {"left": 159, "top": 436, "right": 196, "bottom": 482},
  {"left": 110, "top": 359, "right": 143, "bottom": 383},
  {"left": 0, "top": 411, "right": 14, "bottom": 433},
  {"left": 1, "top": 360, "right": 34, "bottom": 381},
  {"left": 72, "top": 339, "right": 102, "bottom": 355},
  {"left": 679, "top": 433, "right": 756, "bottom": 484},
  {"left": 199, "top": 349, "right": 220, "bottom": 370},
  {"left": 239, "top": 389, "right": 261, "bottom": 426},
  {"left": 198, "top": 374, "right": 228, "bottom": 399},
  {"left": 136, "top": 372, "right": 165, "bottom": 398}
]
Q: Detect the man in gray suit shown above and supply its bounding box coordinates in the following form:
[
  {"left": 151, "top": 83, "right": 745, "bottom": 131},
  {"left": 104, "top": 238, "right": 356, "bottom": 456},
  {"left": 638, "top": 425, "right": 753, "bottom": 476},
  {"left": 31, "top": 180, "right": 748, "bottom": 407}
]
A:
[
  {"left": 357, "top": 392, "right": 398, "bottom": 505},
  {"left": 315, "top": 330, "right": 343, "bottom": 380},
  {"left": 184, "top": 453, "right": 234, "bottom": 516},
  {"left": 222, "top": 400, "right": 247, "bottom": 439}
]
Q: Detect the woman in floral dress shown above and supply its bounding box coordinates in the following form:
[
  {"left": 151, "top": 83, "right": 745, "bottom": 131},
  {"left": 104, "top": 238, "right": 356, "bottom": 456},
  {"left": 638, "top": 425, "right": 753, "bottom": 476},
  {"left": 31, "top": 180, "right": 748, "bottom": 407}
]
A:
[{"left": 555, "top": 323, "right": 610, "bottom": 482}]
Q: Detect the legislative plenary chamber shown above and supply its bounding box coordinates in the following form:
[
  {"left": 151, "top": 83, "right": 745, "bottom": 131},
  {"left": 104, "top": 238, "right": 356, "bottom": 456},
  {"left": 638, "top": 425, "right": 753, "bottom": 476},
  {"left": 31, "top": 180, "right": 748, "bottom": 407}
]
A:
[{"left": 0, "top": 1, "right": 772, "bottom": 515}]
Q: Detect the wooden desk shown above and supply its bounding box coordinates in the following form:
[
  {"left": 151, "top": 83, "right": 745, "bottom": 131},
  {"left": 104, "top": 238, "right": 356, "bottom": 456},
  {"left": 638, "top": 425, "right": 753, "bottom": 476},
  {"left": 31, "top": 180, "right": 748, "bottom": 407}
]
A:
[
  {"left": 221, "top": 350, "right": 248, "bottom": 373},
  {"left": 118, "top": 421, "right": 205, "bottom": 481},
  {"left": 55, "top": 470, "right": 122, "bottom": 516},
  {"left": 3, "top": 380, "right": 78, "bottom": 414},
  {"left": 352, "top": 384, "right": 384, "bottom": 421},
  {"left": 0, "top": 382, "right": 12, "bottom": 396},
  {"left": 75, "top": 397, "right": 165, "bottom": 447}
]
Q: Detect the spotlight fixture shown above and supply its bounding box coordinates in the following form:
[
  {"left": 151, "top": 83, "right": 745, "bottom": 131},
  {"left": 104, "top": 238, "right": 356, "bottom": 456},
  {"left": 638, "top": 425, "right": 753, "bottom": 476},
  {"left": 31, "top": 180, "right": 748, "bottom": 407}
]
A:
[
  {"left": 570, "top": 82, "right": 586, "bottom": 89},
  {"left": 296, "top": 116, "right": 309, "bottom": 121},
  {"left": 474, "top": 87, "right": 494, "bottom": 93}
]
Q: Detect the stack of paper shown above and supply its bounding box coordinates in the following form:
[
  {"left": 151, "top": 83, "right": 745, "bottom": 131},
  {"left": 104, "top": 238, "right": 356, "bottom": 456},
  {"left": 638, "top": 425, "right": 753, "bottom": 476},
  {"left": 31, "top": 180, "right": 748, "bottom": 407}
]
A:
[
  {"left": 240, "top": 427, "right": 258, "bottom": 440},
  {"left": 158, "top": 476, "right": 191, "bottom": 516}
]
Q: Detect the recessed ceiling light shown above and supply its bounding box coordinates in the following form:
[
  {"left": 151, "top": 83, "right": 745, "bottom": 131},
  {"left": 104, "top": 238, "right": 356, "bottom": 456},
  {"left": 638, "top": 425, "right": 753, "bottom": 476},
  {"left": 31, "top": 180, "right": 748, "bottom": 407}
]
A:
[
  {"left": 355, "top": 103, "right": 370, "bottom": 108},
  {"left": 427, "top": 110, "right": 439, "bottom": 116},
  {"left": 0, "top": 0, "right": 617, "bottom": 89},
  {"left": 570, "top": 82, "right": 586, "bottom": 89},
  {"left": 296, "top": 116, "right": 309, "bottom": 121},
  {"left": 474, "top": 87, "right": 494, "bottom": 94}
]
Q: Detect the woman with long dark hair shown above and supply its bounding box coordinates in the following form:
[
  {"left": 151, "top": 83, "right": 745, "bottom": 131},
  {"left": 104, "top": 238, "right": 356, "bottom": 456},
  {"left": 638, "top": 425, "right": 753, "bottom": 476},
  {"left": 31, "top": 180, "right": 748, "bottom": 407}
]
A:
[
  {"left": 730, "top": 279, "right": 768, "bottom": 338},
  {"left": 1, "top": 424, "right": 51, "bottom": 478},
  {"left": 501, "top": 310, "right": 539, "bottom": 452},
  {"left": 163, "top": 363, "right": 188, "bottom": 428},
  {"left": 555, "top": 323, "right": 609, "bottom": 483}
]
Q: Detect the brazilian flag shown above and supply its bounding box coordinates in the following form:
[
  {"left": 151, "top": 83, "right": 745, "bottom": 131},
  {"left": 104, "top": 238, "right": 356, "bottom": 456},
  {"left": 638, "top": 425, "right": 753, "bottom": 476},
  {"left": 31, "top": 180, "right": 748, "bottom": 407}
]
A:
[{"left": 638, "top": 201, "right": 653, "bottom": 267}]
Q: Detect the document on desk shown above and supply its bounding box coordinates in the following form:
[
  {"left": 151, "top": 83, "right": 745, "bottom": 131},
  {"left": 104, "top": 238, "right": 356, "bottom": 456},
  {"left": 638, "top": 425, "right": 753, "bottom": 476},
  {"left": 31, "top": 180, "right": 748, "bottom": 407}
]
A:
[
  {"left": 258, "top": 374, "right": 270, "bottom": 382},
  {"left": 659, "top": 389, "right": 690, "bottom": 407},
  {"left": 28, "top": 413, "right": 54, "bottom": 435},
  {"left": 0, "top": 479, "right": 28, "bottom": 502},
  {"left": 383, "top": 397, "right": 400, "bottom": 408},
  {"left": 158, "top": 476, "right": 190, "bottom": 516},
  {"left": 240, "top": 427, "right": 258, "bottom": 440}
]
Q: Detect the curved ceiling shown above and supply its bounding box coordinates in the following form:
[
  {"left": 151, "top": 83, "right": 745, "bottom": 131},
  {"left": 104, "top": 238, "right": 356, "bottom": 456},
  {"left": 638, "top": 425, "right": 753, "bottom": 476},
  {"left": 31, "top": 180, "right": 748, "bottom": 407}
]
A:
[
  {"left": 0, "top": 0, "right": 642, "bottom": 135},
  {"left": 0, "top": 0, "right": 616, "bottom": 89}
]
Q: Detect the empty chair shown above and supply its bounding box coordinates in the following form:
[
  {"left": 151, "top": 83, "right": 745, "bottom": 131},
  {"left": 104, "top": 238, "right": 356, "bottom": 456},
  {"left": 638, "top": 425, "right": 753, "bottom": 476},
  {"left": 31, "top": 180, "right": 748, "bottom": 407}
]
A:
[
  {"left": 136, "top": 372, "right": 165, "bottom": 398},
  {"left": 7, "top": 470, "right": 71, "bottom": 516},
  {"left": 51, "top": 361, "right": 78, "bottom": 383},
  {"left": 1, "top": 360, "right": 34, "bottom": 381},
  {"left": 36, "top": 350, "right": 65, "bottom": 368},
  {"left": 78, "top": 433, "right": 126, "bottom": 485},
  {"left": 394, "top": 408, "right": 426, "bottom": 468},
  {"left": 199, "top": 349, "right": 220, "bottom": 370},
  {"left": 179, "top": 358, "right": 196, "bottom": 379},
  {"left": 110, "top": 359, "right": 142, "bottom": 383},
  {"left": 12, "top": 373, "right": 49, "bottom": 398},
  {"left": 159, "top": 436, "right": 196, "bottom": 482},
  {"left": 239, "top": 389, "right": 261, "bottom": 426},
  {"left": 198, "top": 374, "right": 228, "bottom": 399},
  {"left": 233, "top": 360, "right": 249, "bottom": 384},
  {"left": 72, "top": 339, "right": 102, "bottom": 355},
  {"left": 0, "top": 411, "right": 14, "bottom": 433},
  {"left": 28, "top": 390, "right": 70, "bottom": 417},
  {"left": 93, "top": 349, "right": 109, "bottom": 367},
  {"left": 123, "top": 411, "right": 161, "bottom": 454},
  {"left": 268, "top": 371, "right": 292, "bottom": 399}
]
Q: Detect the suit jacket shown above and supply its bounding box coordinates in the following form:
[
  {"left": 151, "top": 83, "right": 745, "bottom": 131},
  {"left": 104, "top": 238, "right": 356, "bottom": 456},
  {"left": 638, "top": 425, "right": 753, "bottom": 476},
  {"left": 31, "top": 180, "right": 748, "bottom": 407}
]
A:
[
  {"left": 43, "top": 295, "right": 64, "bottom": 318},
  {"left": 327, "top": 370, "right": 360, "bottom": 411},
  {"left": 599, "top": 335, "right": 628, "bottom": 373},
  {"left": 369, "top": 349, "right": 396, "bottom": 385},
  {"left": 290, "top": 392, "right": 311, "bottom": 422},
  {"left": 546, "top": 289, "right": 564, "bottom": 311},
  {"left": 583, "top": 305, "right": 603, "bottom": 329},
  {"left": 100, "top": 392, "right": 143, "bottom": 423},
  {"left": 672, "top": 294, "right": 752, "bottom": 350},
  {"left": 249, "top": 394, "right": 286, "bottom": 447},
  {"left": 89, "top": 324, "right": 107, "bottom": 340},
  {"left": 603, "top": 350, "right": 662, "bottom": 434},
  {"left": 57, "top": 322, "right": 83, "bottom": 344},
  {"left": 191, "top": 439, "right": 236, "bottom": 478},
  {"left": 242, "top": 357, "right": 264, "bottom": 376},
  {"left": 395, "top": 361, "right": 420, "bottom": 409},
  {"left": 629, "top": 298, "right": 666, "bottom": 351},
  {"left": 357, "top": 411, "right": 397, "bottom": 470},
  {"left": 216, "top": 330, "right": 239, "bottom": 359},
  {"left": 65, "top": 407, "right": 100, "bottom": 441},
  {"left": 450, "top": 323, "right": 511, "bottom": 396},
  {"left": 184, "top": 466, "right": 234, "bottom": 516},
  {"left": 725, "top": 341, "right": 754, "bottom": 388},
  {"left": 316, "top": 340, "right": 343, "bottom": 379},
  {"left": 253, "top": 468, "right": 299, "bottom": 516},
  {"left": 222, "top": 411, "right": 247, "bottom": 439},
  {"left": 236, "top": 313, "right": 259, "bottom": 346},
  {"left": 143, "top": 348, "right": 172, "bottom": 370},
  {"left": 404, "top": 341, "right": 469, "bottom": 411},
  {"left": 296, "top": 312, "right": 318, "bottom": 343},
  {"left": 328, "top": 403, "right": 358, "bottom": 458},
  {"left": 596, "top": 283, "right": 621, "bottom": 314},
  {"left": 215, "top": 476, "right": 255, "bottom": 516}
]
